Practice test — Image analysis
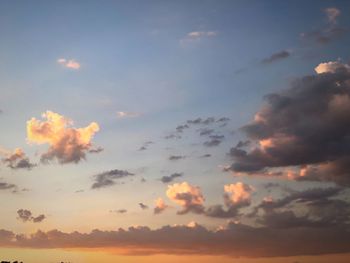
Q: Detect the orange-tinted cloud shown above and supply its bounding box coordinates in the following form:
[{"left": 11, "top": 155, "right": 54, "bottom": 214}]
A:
[
  {"left": 224, "top": 182, "right": 254, "bottom": 207},
  {"left": 166, "top": 182, "right": 205, "bottom": 214},
  {"left": 0, "top": 221, "right": 349, "bottom": 257},
  {"left": 2, "top": 148, "right": 35, "bottom": 170},
  {"left": 153, "top": 198, "right": 168, "bottom": 214},
  {"left": 27, "top": 111, "right": 100, "bottom": 164}
]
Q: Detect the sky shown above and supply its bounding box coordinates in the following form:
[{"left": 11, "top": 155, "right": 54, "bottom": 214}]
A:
[{"left": 0, "top": 0, "right": 350, "bottom": 262}]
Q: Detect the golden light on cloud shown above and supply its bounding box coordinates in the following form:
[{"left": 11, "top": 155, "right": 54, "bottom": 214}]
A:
[
  {"left": 166, "top": 182, "right": 205, "bottom": 214},
  {"left": 224, "top": 182, "right": 253, "bottom": 205},
  {"left": 27, "top": 111, "right": 100, "bottom": 164}
]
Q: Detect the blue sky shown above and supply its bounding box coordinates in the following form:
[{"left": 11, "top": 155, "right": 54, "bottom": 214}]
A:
[{"left": 1, "top": 1, "right": 350, "bottom": 262}]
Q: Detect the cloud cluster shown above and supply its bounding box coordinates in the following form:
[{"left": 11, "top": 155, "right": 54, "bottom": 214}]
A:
[
  {"left": 57, "top": 58, "right": 81, "bottom": 69},
  {"left": 166, "top": 182, "right": 205, "bottom": 214},
  {"left": 2, "top": 148, "right": 35, "bottom": 169},
  {"left": 17, "top": 209, "right": 45, "bottom": 223},
  {"left": 229, "top": 62, "right": 350, "bottom": 185},
  {"left": 206, "top": 182, "right": 254, "bottom": 218},
  {"left": 91, "top": 169, "right": 134, "bottom": 189},
  {"left": 27, "top": 111, "right": 100, "bottom": 164},
  {"left": 0, "top": 220, "right": 349, "bottom": 257}
]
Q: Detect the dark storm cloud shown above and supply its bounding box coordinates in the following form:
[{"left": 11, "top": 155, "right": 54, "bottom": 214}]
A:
[
  {"left": 160, "top": 172, "right": 183, "bottom": 183},
  {"left": 261, "top": 50, "right": 291, "bottom": 64},
  {"left": 1, "top": 221, "right": 350, "bottom": 257},
  {"left": 91, "top": 169, "right": 134, "bottom": 189},
  {"left": 168, "top": 155, "right": 186, "bottom": 161},
  {"left": 229, "top": 63, "right": 350, "bottom": 185},
  {"left": 17, "top": 209, "right": 45, "bottom": 223}
]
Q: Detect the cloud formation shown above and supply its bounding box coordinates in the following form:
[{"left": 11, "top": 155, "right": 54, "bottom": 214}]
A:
[
  {"left": 91, "top": 169, "right": 134, "bottom": 189},
  {"left": 116, "top": 111, "right": 141, "bottom": 119},
  {"left": 261, "top": 50, "right": 291, "bottom": 64},
  {"left": 160, "top": 172, "right": 183, "bottom": 183},
  {"left": 325, "top": 7, "right": 340, "bottom": 25},
  {"left": 17, "top": 209, "right": 45, "bottom": 223},
  {"left": 0, "top": 220, "right": 349, "bottom": 257},
  {"left": 229, "top": 61, "right": 350, "bottom": 185},
  {"left": 57, "top": 58, "right": 81, "bottom": 69},
  {"left": 2, "top": 148, "right": 35, "bottom": 170},
  {"left": 166, "top": 182, "right": 205, "bottom": 214},
  {"left": 153, "top": 198, "right": 168, "bottom": 214},
  {"left": 27, "top": 111, "right": 100, "bottom": 164}
]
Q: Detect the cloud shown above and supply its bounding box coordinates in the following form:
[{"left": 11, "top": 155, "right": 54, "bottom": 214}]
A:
[
  {"left": 91, "top": 169, "right": 134, "bottom": 189},
  {"left": 138, "top": 141, "right": 153, "bottom": 151},
  {"left": 153, "top": 198, "right": 168, "bottom": 214},
  {"left": 200, "top": 154, "right": 211, "bottom": 158},
  {"left": 314, "top": 61, "right": 350, "bottom": 74},
  {"left": 2, "top": 148, "right": 35, "bottom": 170},
  {"left": 187, "top": 117, "right": 216, "bottom": 125},
  {"left": 27, "top": 111, "right": 100, "bottom": 164},
  {"left": 0, "top": 182, "right": 17, "bottom": 191},
  {"left": 160, "top": 173, "right": 183, "bottom": 183},
  {"left": 205, "top": 182, "right": 254, "bottom": 218},
  {"left": 0, "top": 221, "right": 349, "bottom": 257},
  {"left": 116, "top": 111, "right": 141, "bottom": 118},
  {"left": 325, "top": 7, "right": 340, "bottom": 25},
  {"left": 57, "top": 58, "right": 81, "bottom": 69},
  {"left": 110, "top": 209, "right": 127, "bottom": 214},
  {"left": 301, "top": 8, "right": 345, "bottom": 45},
  {"left": 229, "top": 62, "right": 350, "bottom": 185},
  {"left": 139, "top": 203, "right": 149, "bottom": 210},
  {"left": 166, "top": 182, "right": 205, "bottom": 214},
  {"left": 261, "top": 50, "right": 291, "bottom": 64},
  {"left": 168, "top": 155, "right": 186, "bottom": 161},
  {"left": 17, "top": 209, "right": 45, "bottom": 223},
  {"left": 180, "top": 31, "right": 217, "bottom": 46}
]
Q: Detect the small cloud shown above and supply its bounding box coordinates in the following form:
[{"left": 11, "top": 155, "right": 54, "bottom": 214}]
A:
[
  {"left": 116, "top": 111, "right": 141, "bottom": 119},
  {"left": 168, "top": 155, "right": 186, "bottom": 161},
  {"left": 110, "top": 209, "right": 127, "bottom": 214},
  {"left": 2, "top": 148, "right": 36, "bottom": 170},
  {"left": 57, "top": 58, "right": 81, "bottom": 70},
  {"left": 160, "top": 173, "right": 183, "bottom": 183},
  {"left": 91, "top": 169, "right": 134, "bottom": 189},
  {"left": 139, "top": 203, "right": 149, "bottom": 210},
  {"left": 261, "top": 50, "right": 291, "bottom": 64},
  {"left": 17, "top": 209, "right": 45, "bottom": 223},
  {"left": 325, "top": 7, "right": 340, "bottom": 25},
  {"left": 180, "top": 31, "right": 217, "bottom": 46},
  {"left": 154, "top": 198, "right": 169, "bottom": 214}
]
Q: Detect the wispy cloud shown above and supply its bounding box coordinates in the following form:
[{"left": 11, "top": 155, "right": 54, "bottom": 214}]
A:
[
  {"left": 116, "top": 111, "right": 141, "bottom": 119},
  {"left": 57, "top": 58, "right": 81, "bottom": 69}
]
